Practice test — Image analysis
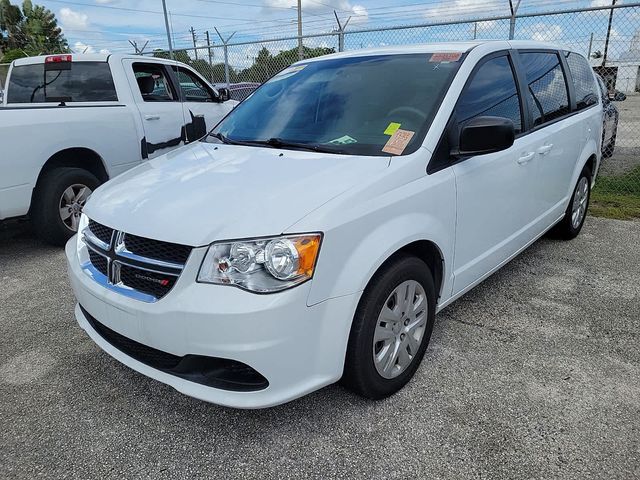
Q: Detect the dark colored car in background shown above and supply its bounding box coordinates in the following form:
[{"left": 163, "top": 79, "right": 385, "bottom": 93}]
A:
[{"left": 596, "top": 74, "right": 626, "bottom": 159}]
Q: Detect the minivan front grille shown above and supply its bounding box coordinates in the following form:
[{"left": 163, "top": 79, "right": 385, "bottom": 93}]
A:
[{"left": 81, "top": 219, "right": 193, "bottom": 302}]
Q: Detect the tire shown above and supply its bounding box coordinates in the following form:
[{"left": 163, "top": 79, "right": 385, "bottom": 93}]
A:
[
  {"left": 603, "top": 131, "right": 616, "bottom": 159},
  {"left": 342, "top": 254, "right": 436, "bottom": 400},
  {"left": 31, "top": 167, "right": 100, "bottom": 246},
  {"left": 549, "top": 166, "right": 591, "bottom": 240}
]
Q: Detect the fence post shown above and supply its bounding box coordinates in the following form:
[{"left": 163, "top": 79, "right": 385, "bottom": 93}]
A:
[
  {"left": 508, "top": 0, "right": 522, "bottom": 40},
  {"left": 334, "top": 10, "right": 351, "bottom": 52},
  {"left": 215, "top": 27, "right": 236, "bottom": 89},
  {"left": 206, "top": 31, "right": 214, "bottom": 84}
]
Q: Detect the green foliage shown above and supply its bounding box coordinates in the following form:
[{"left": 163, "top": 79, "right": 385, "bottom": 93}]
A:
[
  {"left": 590, "top": 166, "right": 640, "bottom": 220},
  {"left": 237, "top": 45, "right": 335, "bottom": 83},
  {"left": 0, "top": 0, "right": 68, "bottom": 62},
  {"left": 150, "top": 45, "right": 334, "bottom": 85}
]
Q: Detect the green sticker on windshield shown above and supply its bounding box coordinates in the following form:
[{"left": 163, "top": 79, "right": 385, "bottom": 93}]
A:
[
  {"left": 384, "top": 122, "right": 401, "bottom": 135},
  {"left": 330, "top": 135, "right": 357, "bottom": 145}
]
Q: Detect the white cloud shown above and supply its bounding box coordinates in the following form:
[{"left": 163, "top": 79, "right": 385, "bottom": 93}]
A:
[
  {"left": 263, "top": 0, "right": 368, "bottom": 24},
  {"left": 59, "top": 7, "right": 89, "bottom": 30},
  {"left": 528, "top": 23, "right": 563, "bottom": 42},
  {"left": 72, "top": 41, "right": 110, "bottom": 55}
]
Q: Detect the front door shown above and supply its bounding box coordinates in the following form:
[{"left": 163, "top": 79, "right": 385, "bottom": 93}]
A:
[
  {"left": 172, "top": 66, "right": 235, "bottom": 142},
  {"left": 451, "top": 53, "right": 539, "bottom": 295},
  {"left": 124, "top": 60, "right": 186, "bottom": 159}
]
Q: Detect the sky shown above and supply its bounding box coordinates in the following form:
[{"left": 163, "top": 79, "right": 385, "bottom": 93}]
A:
[{"left": 10, "top": 0, "right": 639, "bottom": 67}]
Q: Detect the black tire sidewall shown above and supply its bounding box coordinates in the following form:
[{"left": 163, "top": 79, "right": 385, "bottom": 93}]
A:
[
  {"left": 343, "top": 254, "right": 437, "bottom": 399},
  {"left": 32, "top": 168, "right": 100, "bottom": 246}
]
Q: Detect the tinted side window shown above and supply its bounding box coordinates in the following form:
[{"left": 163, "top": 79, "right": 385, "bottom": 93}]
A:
[
  {"left": 7, "top": 62, "right": 117, "bottom": 103},
  {"left": 174, "top": 67, "right": 214, "bottom": 102},
  {"left": 565, "top": 52, "right": 598, "bottom": 110},
  {"left": 132, "top": 63, "right": 176, "bottom": 102},
  {"left": 519, "top": 52, "right": 570, "bottom": 127},
  {"left": 456, "top": 55, "right": 522, "bottom": 134}
]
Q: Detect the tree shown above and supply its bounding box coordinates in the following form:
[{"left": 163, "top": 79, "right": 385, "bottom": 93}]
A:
[
  {"left": 0, "top": 0, "right": 68, "bottom": 62},
  {"left": 237, "top": 45, "right": 335, "bottom": 83}
]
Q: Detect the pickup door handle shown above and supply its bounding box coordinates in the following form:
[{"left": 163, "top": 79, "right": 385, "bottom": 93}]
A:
[
  {"left": 144, "top": 115, "right": 160, "bottom": 121},
  {"left": 517, "top": 152, "right": 536, "bottom": 164},
  {"left": 537, "top": 144, "right": 553, "bottom": 155}
]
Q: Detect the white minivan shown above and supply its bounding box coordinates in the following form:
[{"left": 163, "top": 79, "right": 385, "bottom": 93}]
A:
[{"left": 66, "top": 41, "right": 602, "bottom": 408}]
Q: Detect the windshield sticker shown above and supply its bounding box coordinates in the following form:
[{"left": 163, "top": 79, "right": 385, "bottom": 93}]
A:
[
  {"left": 384, "top": 122, "right": 402, "bottom": 136},
  {"left": 382, "top": 129, "right": 415, "bottom": 155},
  {"left": 271, "top": 64, "right": 307, "bottom": 81},
  {"left": 429, "top": 52, "right": 462, "bottom": 63},
  {"left": 330, "top": 135, "right": 358, "bottom": 145}
]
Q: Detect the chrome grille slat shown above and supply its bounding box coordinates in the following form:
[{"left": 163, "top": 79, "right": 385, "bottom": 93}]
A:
[{"left": 81, "top": 219, "right": 193, "bottom": 302}]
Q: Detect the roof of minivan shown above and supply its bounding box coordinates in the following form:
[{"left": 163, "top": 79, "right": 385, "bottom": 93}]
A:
[{"left": 297, "top": 40, "right": 573, "bottom": 63}]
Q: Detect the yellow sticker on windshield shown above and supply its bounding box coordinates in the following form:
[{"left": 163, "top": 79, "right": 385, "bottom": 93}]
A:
[{"left": 384, "top": 122, "right": 401, "bottom": 135}]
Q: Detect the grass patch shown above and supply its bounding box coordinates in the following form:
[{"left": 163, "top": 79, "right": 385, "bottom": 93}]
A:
[{"left": 590, "top": 166, "right": 640, "bottom": 220}]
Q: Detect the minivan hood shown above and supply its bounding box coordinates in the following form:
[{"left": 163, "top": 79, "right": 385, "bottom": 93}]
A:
[{"left": 85, "top": 142, "right": 389, "bottom": 246}]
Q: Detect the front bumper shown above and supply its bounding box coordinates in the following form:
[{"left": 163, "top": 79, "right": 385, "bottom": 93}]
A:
[{"left": 66, "top": 238, "right": 360, "bottom": 408}]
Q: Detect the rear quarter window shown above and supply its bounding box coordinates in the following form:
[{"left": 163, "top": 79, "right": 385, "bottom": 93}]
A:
[
  {"left": 7, "top": 62, "right": 117, "bottom": 103},
  {"left": 565, "top": 52, "right": 599, "bottom": 110}
]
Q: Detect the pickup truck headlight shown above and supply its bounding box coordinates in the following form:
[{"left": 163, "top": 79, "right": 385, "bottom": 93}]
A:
[{"left": 197, "top": 234, "right": 322, "bottom": 293}]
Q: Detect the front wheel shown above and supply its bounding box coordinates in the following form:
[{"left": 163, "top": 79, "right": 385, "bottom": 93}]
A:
[
  {"left": 31, "top": 167, "right": 100, "bottom": 246},
  {"left": 550, "top": 167, "right": 591, "bottom": 240},
  {"left": 342, "top": 254, "right": 436, "bottom": 399}
]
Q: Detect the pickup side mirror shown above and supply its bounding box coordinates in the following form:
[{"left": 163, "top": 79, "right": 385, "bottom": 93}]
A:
[
  {"left": 457, "top": 116, "right": 515, "bottom": 156},
  {"left": 217, "top": 87, "right": 231, "bottom": 102}
]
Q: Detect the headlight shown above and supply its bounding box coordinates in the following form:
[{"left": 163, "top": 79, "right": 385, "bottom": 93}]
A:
[{"left": 197, "top": 233, "right": 322, "bottom": 293}]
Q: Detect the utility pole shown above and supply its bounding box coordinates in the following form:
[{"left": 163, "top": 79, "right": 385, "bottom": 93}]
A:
[
  {"left": 297, "top": 0, "right": 303, "bottom": 60},
  {"left": 206, "top": 30, "right": 214, "bottom": 83},
  {"left": 190, "top": 26, "right": 198, "bottom": 59},
  {"left": 161, "top": 0, "right": 173, "bottom": 59},
  {"left": 508, "top": 0, "right": 521, "bottom": 40},
  {"left": 588, "top": 32, "right": 594, "bottom": 59},
  {"left": 602, "top": 0, "right": 617, "bottom": 67},
  {"left": 334, "top": 10, "right": 351, "bottom": 52}
]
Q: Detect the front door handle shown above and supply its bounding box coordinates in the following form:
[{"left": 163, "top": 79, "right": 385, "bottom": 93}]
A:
[
  {"left": 537, "top": 144, "right": 553, "bottom": 155},
  {"left": 517, "top": 152, "right": 535, "bottom": 164},
  {"left": 144, "top": 114, "right": 160, "bottom": 121}
]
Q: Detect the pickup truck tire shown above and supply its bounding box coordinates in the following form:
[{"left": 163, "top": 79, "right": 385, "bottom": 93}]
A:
[
  {"left": 32, "top": 167, "right": 100, "bottom": 246},
  {"left": 342, "top": 254, "right": 436, "bottom": 400}
]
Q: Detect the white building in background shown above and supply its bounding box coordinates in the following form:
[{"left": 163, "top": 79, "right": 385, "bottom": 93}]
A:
[{"left": 615, "top": 30, "right": 640, "bottom": 92}]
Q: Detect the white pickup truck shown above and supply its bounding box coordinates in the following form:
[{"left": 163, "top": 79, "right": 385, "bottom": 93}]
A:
[{"left": 0, "top": 53, "right": 236, "bottom": 245}]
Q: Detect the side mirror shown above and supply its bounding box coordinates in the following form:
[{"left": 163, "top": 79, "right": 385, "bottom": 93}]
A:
[
  {"left": 457, "top": 116, "right": 515, "bottom": 156},
  {"left": 613, "top": 91, "right": 627, "bottom": 102},
  {"left": 217, "top": 87, "right": 231, "bottom": 102}
]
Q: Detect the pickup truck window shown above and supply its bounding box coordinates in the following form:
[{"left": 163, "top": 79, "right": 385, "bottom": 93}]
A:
[
  {"left": 133, "top": 63, "right": 176, "bottom": 102},
  {"left": 174, "top": 67, "right": 215, "bottom": 102},
  {"left": 6, "top": 62, "right": 117, "bottom": 103}
]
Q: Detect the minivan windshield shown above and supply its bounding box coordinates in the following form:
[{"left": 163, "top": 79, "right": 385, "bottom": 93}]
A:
[{"left": 207, "top": 53, "right": 463, "bottom": 156}]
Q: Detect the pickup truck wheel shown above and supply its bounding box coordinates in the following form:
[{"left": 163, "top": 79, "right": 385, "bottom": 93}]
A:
[
  {"left": 342, "top": 254, "right": 436, "bottom": 400},
  {"left": 549, "top": 167, "right": 591, "bottom": 240},
  {"left": 32, "top": 168, "right": 100, "bottom": 246}
]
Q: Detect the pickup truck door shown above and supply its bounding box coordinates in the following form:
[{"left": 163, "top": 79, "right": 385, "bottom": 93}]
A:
[
  {"left": 123, "top": 60, "right": 186, "bottom": 159},
  {"left": 171, "top": 66, "right": 235, "bottom": 142}
]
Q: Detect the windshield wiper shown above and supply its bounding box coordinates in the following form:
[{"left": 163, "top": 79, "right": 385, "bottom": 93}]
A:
[
  {"left": 260, "top": 137, "right": 346, "bottom": 154},
  {"left": 208, "top": 132, "right": 258, "bottom": 147}
]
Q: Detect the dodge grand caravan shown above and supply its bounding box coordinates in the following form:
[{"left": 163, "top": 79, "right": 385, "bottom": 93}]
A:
[{"left": 66, "top": 41, "right": 602, "bottom": 408}]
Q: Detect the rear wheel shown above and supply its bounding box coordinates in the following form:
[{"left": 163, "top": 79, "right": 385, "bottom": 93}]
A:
[
  {"left": 31, "top": 167, "right": 99, "bottom": 246},
  {"left": 342, "top": 254, "right": 436, "bottom": 399},
  {"left": 550, "top": 166, "right": 591, "bottom": 240}
]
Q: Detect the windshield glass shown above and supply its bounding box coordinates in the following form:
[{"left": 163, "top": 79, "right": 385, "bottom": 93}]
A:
[{"left": 207, "top": 53, "right": 464, "bottom": 156}]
